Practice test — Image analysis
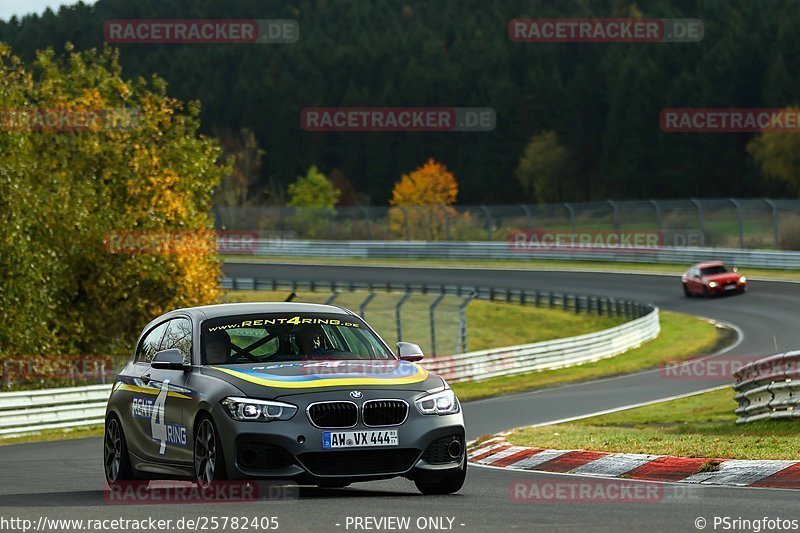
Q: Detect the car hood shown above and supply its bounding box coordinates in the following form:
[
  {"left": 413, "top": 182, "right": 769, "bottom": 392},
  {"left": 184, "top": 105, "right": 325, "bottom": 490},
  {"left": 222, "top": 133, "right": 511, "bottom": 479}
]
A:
[
  {"left": 704, "top": 273, "right": 742, "bottom": 283},
  {"left": 201, "top": 360, "right": 443, "bottom": 396}
]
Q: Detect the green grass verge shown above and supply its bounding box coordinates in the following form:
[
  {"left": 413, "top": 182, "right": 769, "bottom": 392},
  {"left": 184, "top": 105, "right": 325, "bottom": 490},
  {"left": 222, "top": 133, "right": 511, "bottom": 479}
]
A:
[
  {"left": 508, "top": 388, "right": 800, "bottom": 460},
  {"left": 224, "top": 255, "right": 800, "bottom": 281},
  {"left": 0, "top": 424, "right": 103, "bottom": 446},
  {"left": 223, "top": 290, "right": 625, "bottom": 353},
  {"left": 452, "top": 311, "right": 730, "bottom": 401}
]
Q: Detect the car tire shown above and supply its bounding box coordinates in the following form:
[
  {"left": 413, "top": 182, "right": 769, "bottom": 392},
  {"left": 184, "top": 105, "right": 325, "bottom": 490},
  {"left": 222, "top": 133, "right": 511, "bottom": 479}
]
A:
[
  {"left": 414, "top": 460, "right": 467, "bottom": 495},
  {"left": 682, "top": 284, "right": 691, "bottom": 297},
  {"left": 104, "top": 414, "right": 134, "bottom": 486},
  {"left": 194, "top": 415, "right": 227, "bottom": 488}
]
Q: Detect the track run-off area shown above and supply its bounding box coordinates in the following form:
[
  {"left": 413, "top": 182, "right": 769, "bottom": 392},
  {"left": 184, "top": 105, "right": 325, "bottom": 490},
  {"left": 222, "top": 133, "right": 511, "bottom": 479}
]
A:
[{"left": 3, "top": 262, "right": 800, "bottom": 532}]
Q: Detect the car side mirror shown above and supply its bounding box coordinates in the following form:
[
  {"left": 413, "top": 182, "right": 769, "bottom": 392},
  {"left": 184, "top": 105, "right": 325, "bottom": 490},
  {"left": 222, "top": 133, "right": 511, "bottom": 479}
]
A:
[
  {"left": 397, "top": 342, "right": 424, "bottom": 362},
  {"left": 732, "top": 267, "right": 738, "bottom": 272},
  {"left": 151, "top": 348, "right": 190, "bottom": 370}
]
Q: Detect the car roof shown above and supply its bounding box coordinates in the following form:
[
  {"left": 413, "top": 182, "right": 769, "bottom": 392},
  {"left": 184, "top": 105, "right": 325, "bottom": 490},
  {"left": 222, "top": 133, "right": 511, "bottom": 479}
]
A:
[
  {"left": 694, "top": 261, "right": 725, "bottom": 268},
  {"left": 144, "top": 301, "right": 357, "bottom": 331}
]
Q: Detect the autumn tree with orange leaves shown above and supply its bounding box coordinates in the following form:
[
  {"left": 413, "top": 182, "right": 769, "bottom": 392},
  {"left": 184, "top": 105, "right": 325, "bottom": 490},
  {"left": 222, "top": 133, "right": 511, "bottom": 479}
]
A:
[{"left": 389, "top": 159, "right": 460, "bottom": 240}]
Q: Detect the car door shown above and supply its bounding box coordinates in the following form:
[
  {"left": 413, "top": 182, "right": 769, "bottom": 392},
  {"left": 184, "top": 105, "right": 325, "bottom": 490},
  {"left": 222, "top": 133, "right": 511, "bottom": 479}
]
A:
[
  {"left": 141, "top": 317, "right": 195, "bottom": 465},
  {"left": 123, "top": 320, "right": 170, "bottom": 461},
  {"left": 688, "top": 268, "right": 702, "bottom": 294}
]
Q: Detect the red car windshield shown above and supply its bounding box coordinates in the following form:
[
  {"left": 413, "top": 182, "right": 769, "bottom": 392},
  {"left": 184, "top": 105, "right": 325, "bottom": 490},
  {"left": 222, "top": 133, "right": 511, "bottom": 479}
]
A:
[{"left": 700, "top": 265, "right": 730, "bottom": 276}]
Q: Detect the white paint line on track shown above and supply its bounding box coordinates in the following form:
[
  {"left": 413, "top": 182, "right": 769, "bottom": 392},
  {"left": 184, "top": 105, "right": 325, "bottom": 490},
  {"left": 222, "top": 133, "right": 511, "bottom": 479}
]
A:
[
  {"left": 468, "top": 317, "right": 743, "bottom": 408},
  {"left": 525, "top": 384, "right": 731, "bottom": 428}
]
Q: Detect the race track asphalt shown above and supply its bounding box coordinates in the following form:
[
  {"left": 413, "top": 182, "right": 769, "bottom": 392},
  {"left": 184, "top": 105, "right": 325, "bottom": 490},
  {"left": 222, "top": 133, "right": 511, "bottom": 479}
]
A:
[{"left": 2, "top": 262, "right": 800, "bottom": 533}]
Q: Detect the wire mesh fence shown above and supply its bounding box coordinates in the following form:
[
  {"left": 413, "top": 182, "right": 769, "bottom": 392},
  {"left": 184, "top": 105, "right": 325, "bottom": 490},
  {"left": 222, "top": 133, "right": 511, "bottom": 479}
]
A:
[{"left": 213, "top": 198, "right": 800, "bottom": 249}]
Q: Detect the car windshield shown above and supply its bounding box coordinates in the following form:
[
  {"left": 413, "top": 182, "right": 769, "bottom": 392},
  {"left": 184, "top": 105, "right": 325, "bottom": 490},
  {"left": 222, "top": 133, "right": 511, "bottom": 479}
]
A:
[
  {"left": 701, "top": 265, "right": 730, "bottom": 276},
  {"left": 201, "top": 313, "right": 393, "bottom": 365}
]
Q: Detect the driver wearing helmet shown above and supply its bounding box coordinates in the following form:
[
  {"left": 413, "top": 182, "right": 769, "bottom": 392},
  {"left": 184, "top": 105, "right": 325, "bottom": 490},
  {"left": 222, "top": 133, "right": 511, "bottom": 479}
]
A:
[{"left": 205, "top": 330, "right": 233, "bottom": 364}]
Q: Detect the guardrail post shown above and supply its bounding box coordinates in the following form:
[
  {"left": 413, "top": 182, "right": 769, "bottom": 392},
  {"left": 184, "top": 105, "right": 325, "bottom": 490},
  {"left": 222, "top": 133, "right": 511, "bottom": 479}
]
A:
[
  {"left": 649, "top": 199, "right": 662, "bottom": 230},
  {"left": 442, "top": 206, "right": 451, "bottom": 241},
  {"left": 395, "top": 290, "right": 412, "bottom": 342},
  {"left": 562, "top": 294, "right": 568, "bottom": 311},
  {"left": 429, "top": 292, "right": 446, "bottom": 356},
  {"left": 520, "top": 204, "right": 533, "bottom": 230},
  {"left": 690, "top": 198, "right": 705, "bottom": 246},
  {"left": 729, "top": 198, "right": 744, "bottom": 249},
  {"left": 563, "top": 203, "right": 576, "bottom": 232},
  {"left": 361, "top": 207, "right": 372, "bottom": 240},
  {"left": 401, "top": 207, "right": 411, "bottom": 241},
  {"left": 575, "top": 296, "right": 581, "bottom": 314},
  {"left": 456, "top": 292, "right": 477, "bottom": 354},
  {"left": 765, "top": 198, "right": 780, "bottom": 248},
  {"left": 480, "top": 205, "right": 493, "bottom": 240},
  {"left": 359, "top": 292, "right": 377, "bottom": 319},
  {"left": 607, "top": 200, "right": 620, "bottom": 232},
  {"left": 324, "top": 292, "right": 341, "bottom": 305}
]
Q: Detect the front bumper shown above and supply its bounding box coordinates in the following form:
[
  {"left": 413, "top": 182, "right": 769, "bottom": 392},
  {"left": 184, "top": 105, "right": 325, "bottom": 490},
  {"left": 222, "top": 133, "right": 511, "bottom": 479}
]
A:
[
  {"left": 212, "top": 389, "right": 465, "bottom": 483},
  {"left": 708, "top": 281, "right": 746, "bottom": 295}
]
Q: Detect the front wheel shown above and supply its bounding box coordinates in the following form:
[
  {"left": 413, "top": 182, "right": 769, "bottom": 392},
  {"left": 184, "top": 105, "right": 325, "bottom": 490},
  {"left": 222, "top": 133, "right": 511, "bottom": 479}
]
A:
[
  {"left": 414, "top": 461, "right": 467, "bottom": 495},
  {"left": 194, "top": 416, "right": 227, "bottom": 488},
  {"left": 104, "top": 415, "right": 133, "bottom": 486},
  {"left": 682, "top": 284, "right": 691, "bottom": 297}
]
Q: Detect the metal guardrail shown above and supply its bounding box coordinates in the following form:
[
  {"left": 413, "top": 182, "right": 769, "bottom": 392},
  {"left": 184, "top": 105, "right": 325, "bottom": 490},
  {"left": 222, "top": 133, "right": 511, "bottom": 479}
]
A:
[
  {"left": 233, "top": 239, "right": 800, "bottom": 269},
  {"left": 222, "top": 277, "right": 654, "bottom": 356},
  {"left": 424, "top": 307, "right": 660, "bottom": 382},
  {"left": 733, "top": 351, "right": 800, "bottom": 424},
  {"left": 0, "top": 384, "right": 111, "bottom": 436},
  {"left": 214, "top": 198, "right": 800, "bottom": 249},
  {"left": 0, "top": 281, "right": 659, "bottom": 437}
]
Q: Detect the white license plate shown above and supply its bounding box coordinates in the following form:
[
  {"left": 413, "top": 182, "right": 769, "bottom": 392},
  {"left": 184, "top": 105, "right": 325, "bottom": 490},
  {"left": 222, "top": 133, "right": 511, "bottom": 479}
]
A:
[
  {"left": 725, "top": 285, "right": 737, "bottom": 290},
  {"left": 323, "top": 430, "right": 398, "bottom": 449}
]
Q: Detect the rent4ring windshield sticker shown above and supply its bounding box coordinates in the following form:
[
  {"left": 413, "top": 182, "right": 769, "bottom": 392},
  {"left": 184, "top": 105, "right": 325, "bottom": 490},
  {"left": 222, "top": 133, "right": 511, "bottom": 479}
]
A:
[{"left": 207, "top": 315, "right": 362, "bottom": 332}]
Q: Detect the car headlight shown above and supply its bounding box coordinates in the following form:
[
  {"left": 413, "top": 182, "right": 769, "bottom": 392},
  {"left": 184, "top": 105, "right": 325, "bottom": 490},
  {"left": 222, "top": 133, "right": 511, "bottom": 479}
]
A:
[
  {"left": 739, "top": 276, "right": 747, "bottom": 283},
  {"left": 708, "top": 281, "right": 718, "bottom": 288},
  {"left": 221, "top": 397, "right": 297, "bottom": 422},
  {"left": 415, "top": 389, "right": 460, "bottom": 415}
]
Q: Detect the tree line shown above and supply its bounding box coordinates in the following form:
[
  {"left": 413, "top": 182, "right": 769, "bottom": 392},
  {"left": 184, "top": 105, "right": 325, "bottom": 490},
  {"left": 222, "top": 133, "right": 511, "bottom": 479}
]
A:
[{"left": 2, "top": 0, "right": 800, "bottom": 205}]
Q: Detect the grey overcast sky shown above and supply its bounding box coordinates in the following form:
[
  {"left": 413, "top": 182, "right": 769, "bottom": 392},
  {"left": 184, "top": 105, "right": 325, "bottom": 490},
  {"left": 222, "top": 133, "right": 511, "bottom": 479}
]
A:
[{"left": 0, "top": 0, "right": 96, "bottom": 21}]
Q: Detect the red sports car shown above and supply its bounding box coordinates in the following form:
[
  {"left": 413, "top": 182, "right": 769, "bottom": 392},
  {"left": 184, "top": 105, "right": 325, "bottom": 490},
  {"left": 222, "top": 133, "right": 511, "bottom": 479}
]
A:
[{"left": 682, "top": 262, "right": 747, "bottom": 297}]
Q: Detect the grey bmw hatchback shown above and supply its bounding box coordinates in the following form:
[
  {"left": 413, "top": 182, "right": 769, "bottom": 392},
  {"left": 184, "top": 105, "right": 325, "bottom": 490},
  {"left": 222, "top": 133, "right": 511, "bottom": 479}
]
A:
[{"left": 104, "top": 302, "right": 466, "bottom": 494}]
